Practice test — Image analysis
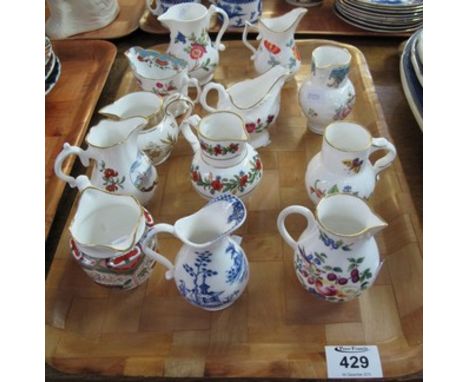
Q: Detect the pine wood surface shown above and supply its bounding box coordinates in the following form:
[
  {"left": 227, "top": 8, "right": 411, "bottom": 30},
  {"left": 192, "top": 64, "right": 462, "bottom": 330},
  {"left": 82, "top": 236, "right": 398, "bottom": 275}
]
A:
[
  {"left": 45, "top": 40, "right": 117, "bottom": 238},
  {"left": 45, "top": 40, "right": 422, "bottom": 379},
  {"left": 46, "top": 0, "right": 145, "bottom": 40},
  {"left": 140, "top": 0, "right": 413, "bottom": 37}
]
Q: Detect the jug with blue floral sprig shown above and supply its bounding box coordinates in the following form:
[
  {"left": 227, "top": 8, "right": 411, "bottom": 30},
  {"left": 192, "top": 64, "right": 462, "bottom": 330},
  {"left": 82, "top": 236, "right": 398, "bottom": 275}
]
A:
[{"left": 142, "top": 193, "right": 249, "bottom": 311}]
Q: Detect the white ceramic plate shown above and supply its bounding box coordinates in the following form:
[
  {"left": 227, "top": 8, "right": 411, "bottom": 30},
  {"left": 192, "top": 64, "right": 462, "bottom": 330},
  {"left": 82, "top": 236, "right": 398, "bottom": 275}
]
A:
[
  {"left": 400, "top": 33, "right": 423, "bottom": 130},
  {"left": 355, "top": 0, "right": 423, "bottom": 8}
]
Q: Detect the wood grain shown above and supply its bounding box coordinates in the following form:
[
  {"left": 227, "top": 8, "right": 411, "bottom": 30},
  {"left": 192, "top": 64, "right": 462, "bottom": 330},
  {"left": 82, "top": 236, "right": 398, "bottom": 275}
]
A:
[
  {"left": 139, "top": 0, "right": 413, "bottom": 36},
  {"left": 45, "top": 40, "right": 117, "bottom": 238},
  {"left": 46, "top": 0, "right": 145, "bottom": 40},
  {"left": 45, "top": 40, "right": 422, "bottom": 378}
]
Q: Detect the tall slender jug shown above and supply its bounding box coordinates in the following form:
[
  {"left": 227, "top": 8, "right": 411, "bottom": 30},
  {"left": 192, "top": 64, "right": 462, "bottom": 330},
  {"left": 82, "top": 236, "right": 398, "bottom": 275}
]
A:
[
  {"left": 158, "top": 3, "right": 230, "bottom": 85},
  {"left": 242, "top": 7, "right": 307, "bottom": 76}
]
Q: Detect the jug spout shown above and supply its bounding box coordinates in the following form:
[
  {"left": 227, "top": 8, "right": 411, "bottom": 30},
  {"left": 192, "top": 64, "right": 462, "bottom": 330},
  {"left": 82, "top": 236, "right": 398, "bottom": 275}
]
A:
[
  {"left": 174, "top": 194, "right": 247, "bottom": 249},
  {"left": 260, "top": 7, "right": 307, "bottom": 33},
  {"left": 316, "top": 193, "right": 387, "bottom": 240}
]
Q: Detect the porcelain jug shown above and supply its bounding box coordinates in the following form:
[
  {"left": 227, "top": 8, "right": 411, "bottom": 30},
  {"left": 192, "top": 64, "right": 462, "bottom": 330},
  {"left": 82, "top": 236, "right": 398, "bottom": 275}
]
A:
[
  {"left": 99, "top": 92, "right": 193, "bottom": 166},
  {"left": 142, "top": 193, "right": 249, "bottom": 310},
  {"left": 146, "top": 0, "right": 200, "bottom": 17},
  {"left": 199, "top": 65, "right": 289, "bottom": 148},
  {"left": 305, "top": 121, "right": 397, "bottom": 204},
  {"left": 65, "top": 175, "right": 157, "bottom": 289},
  {"left": 158, "top": 3, "right": 229, "bottom": 85},
  {"left": 181, "top": 112, "right": 263, "bottom": 199},
  {"left": 210, "top": 0, "right": 262, "bottom": 28},
  {"left": 125, "top": 46, "right": 201, "bottom": 106},
  {"left": 46, "top": 0, "right": 119, "bottom": 39},
  {"left": 299, "top": 45, "right": 356, "bottom": 134},
  {"left": 242, "top": 7, "right": 307, "bottom": 76},
  {"left": 277, "top": 193, "right": 387, "bottom": 302},
  {"left": 54, "top": 117, "right": 158, "bottom": 205}
]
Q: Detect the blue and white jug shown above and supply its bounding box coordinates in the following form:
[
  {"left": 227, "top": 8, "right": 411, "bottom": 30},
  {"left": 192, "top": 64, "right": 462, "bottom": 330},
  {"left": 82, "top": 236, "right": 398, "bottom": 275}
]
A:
[{"left": 142, "top": 194, "right": 249, "bottom": 311}]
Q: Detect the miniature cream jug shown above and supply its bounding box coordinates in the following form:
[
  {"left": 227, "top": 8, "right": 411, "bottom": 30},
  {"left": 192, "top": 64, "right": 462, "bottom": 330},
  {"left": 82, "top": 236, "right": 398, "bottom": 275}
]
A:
[
  {"left": 305, "top": 121, "right": 397, "bottom": 204},
  {"left": 66, "top": 175, "right": 157, "bottom": 289},
  {"left": 299, "top": 45, "right": 356, "bottom": 134},
  {"left": 158, "top": 3, "right": 229, "bottom": 85},
  {"left": 142, "top": 193, "right": 249, "bottom": 311},
  {"left": 99, "top": 92, "right": 193, "bottom": 166},
  {"left": 277, "top": 194, "right": 387, "bottom": 302},
  {"left": 199, "top": 65, "right": 289, "bottom": 148},
  {"left": 181, "top": 112, "right": 263, "bottom": 199},
  {"left": 125, "top": 46, "right": 201, "bottom": 104},
  {"left": 242, "top": 7, "right": 307, "bottom": 76},
  {"left": 54, "top": 117, "right": 158, "bottom": 205}
]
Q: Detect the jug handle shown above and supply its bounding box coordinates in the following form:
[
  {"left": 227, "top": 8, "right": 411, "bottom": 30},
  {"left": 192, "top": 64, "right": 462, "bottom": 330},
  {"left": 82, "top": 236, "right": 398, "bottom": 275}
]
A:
[
  {"left": 146, "top": 0, "right": 162, "bottom": 16},
  {"left": 209, "top": 5, "right": 228, "bottom": 52},
  {"left": 199, "top": 82, "right": 229, "bottom": 113},
  {"left": 163, "top": 93, "right": 194, "bottom": 121},
  {"left": 180, "top": 72, "right": 201, "bottom": 104},
  {"left": 370, "top": 137, "right": 397, "bottom": 176},
  {"left": 54, "top": 143, "right": 91, "bottom": 188},
  {"left": 180, "top": 114, "right": 202, "bottom": 154},
  {"left": 277, "top": 206, "right": 317, "bottom": 250},
  {"left": 242, "top": 21, "right": 258, "bottom": 58},
  {"left": 142, "top": 224, "right": 176, "bottom": 280}
]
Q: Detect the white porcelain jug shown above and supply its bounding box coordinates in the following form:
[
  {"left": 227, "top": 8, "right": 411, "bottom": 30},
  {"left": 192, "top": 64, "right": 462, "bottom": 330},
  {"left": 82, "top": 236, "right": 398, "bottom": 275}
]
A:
[
  {"left": 46, "top": 0, "right": 120, "bottom": 39},
  {"left": 199, "top": 65, "right": 289, "bottom": 148},
  {"left": 299, "top": 45, "right": 356, "bottom": 134},
  {"left": 242, "top": 7, "right": 307, "bottom": 76},
  {"left": 66, "top": 175, "right": 157, "bottom": 289},
  {"left": 54, "top": 117, "right": 158, "bottom": 205},
  {"left": 158, "top": 3, "right": 229, "bottom": 84},
  {"left": 181, "top": 112, "right": 263, "bottom": 199},
  {"left": 99, "top": 92, "right": 193, "bottom": 166},
  {"left": 142, "top": 193, "right": 249, "bottom": 310},
  {"left": 305, "top": 121, "right": 397, "bottom": 204},
  {"left": 277, "top": 193, "right": 387, "bottom": 302}
]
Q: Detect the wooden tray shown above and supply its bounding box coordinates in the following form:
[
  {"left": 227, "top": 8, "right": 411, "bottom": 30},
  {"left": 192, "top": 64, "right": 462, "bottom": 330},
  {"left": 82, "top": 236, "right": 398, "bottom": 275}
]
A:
[
  {"left": 45, "top": 40, "right": 117, "bottom": 238},
  {"left": 46, "top": 0, "right": 145, "bottom": 40},
  {"left": 140, "top": 0, "right": 412, "bottom": 37},
  {"left": 45, "top": 40, "right": 422, "bottom": 378}
]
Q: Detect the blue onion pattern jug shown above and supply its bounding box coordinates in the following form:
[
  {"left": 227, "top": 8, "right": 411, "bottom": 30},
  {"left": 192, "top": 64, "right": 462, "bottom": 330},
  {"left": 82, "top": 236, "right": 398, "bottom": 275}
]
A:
[{"left": 142, "top": 194, "right": 249, "bottom": 310}]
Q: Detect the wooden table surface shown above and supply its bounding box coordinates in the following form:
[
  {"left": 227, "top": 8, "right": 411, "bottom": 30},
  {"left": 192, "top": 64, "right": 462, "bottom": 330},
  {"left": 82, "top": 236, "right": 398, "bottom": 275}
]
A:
[{"left": 45, "top": 29, "right": 422, "bottom": 381}]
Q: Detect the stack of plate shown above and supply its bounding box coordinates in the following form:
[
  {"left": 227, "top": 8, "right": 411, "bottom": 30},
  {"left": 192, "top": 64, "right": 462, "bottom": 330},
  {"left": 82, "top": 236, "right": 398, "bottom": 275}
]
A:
[
  {"left": 400, "top": 28, "right": 423, "bottom": 130},
  {"left": 45, "top": 36, "right": 62, "bottom": 96},
  {"left": 334, "top": 0, "right": 423, "bottom": 33}
]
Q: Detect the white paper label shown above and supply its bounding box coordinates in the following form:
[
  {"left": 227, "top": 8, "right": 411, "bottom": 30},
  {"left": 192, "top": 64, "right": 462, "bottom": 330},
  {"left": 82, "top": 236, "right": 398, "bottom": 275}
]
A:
[{"left": 325, "top": 345, "right": 383, "bottom": 378}]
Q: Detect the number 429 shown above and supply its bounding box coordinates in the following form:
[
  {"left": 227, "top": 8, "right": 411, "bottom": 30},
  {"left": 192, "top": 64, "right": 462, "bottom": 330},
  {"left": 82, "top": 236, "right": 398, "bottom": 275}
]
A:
[{"left": 339, "top": 356, "right": 369, "bottom": 369}]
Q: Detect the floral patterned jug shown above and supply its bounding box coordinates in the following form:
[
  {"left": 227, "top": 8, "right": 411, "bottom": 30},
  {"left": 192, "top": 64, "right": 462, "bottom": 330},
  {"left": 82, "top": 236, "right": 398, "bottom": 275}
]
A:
[
  {"left": 180, "top": 112, "right": 263, "bottom": 199},
  {"left": 65, "top": 175, "right": 157, "bottom": 290},
  {"left": 299, "top": 45, "right": 356, "bottom": 134},
  {"left": 54, "top": 117, "right": 158, "bottom": 205},
  {"left": 158, "top": 3, "right": 229, "bottom": 85},
  {"left": 277, "top": 194, "right": 387, "bottom": 302},
  {"left": 242, "top": 7, "right": 307, "bottom": 76},
  {"left": 305, "top": 121, "right": 397, "bottom": 204},
  {"left": 142, "top": 193, "right": 249, "bottom": 311}
]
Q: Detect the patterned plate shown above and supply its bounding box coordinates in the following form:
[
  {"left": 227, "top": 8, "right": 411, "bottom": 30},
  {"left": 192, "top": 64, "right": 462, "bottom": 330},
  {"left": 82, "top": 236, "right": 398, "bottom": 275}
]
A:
[
  {"left": 343, "top": 0, "right": 423, "bottom": 14},
  {"left": 45, "top": 56, "right": 62, "bottom": 96},
  {"left": 400, "top": 32, "right": 423, "bottom": 130},
  {"left": 355, "top": 0, "right": 423, "bottom": 8},
  {"left": 410, "top": 29, "right": 423, "bottom": 86},
  {"left": 334, "top": 4, "right": 422, "bottom": 32}
]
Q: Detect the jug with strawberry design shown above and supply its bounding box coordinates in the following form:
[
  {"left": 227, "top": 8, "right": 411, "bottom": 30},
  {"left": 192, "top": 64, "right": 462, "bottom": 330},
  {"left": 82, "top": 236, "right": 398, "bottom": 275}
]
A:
[
  {"left": 277, "top": 193, "right": 387, "bottom": 302},
  {"left": 242, "top": 7, "right": 307, "bottom": 77}
]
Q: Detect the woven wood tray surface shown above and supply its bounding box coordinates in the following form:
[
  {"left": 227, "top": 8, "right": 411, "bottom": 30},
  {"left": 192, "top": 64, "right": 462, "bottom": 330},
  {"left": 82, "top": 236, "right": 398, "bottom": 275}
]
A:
[
  {"left": 45, "top": 40, "right": 117, "bottom": 238},
  {"left": 46, "top": 0, "right": 145, "bottom": 40},
  {"left": 45, "top": 40, "right": 422, "bottom": 378},
  {"left": 140, "top": 0, "right": 412, "bottom": 37}
]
